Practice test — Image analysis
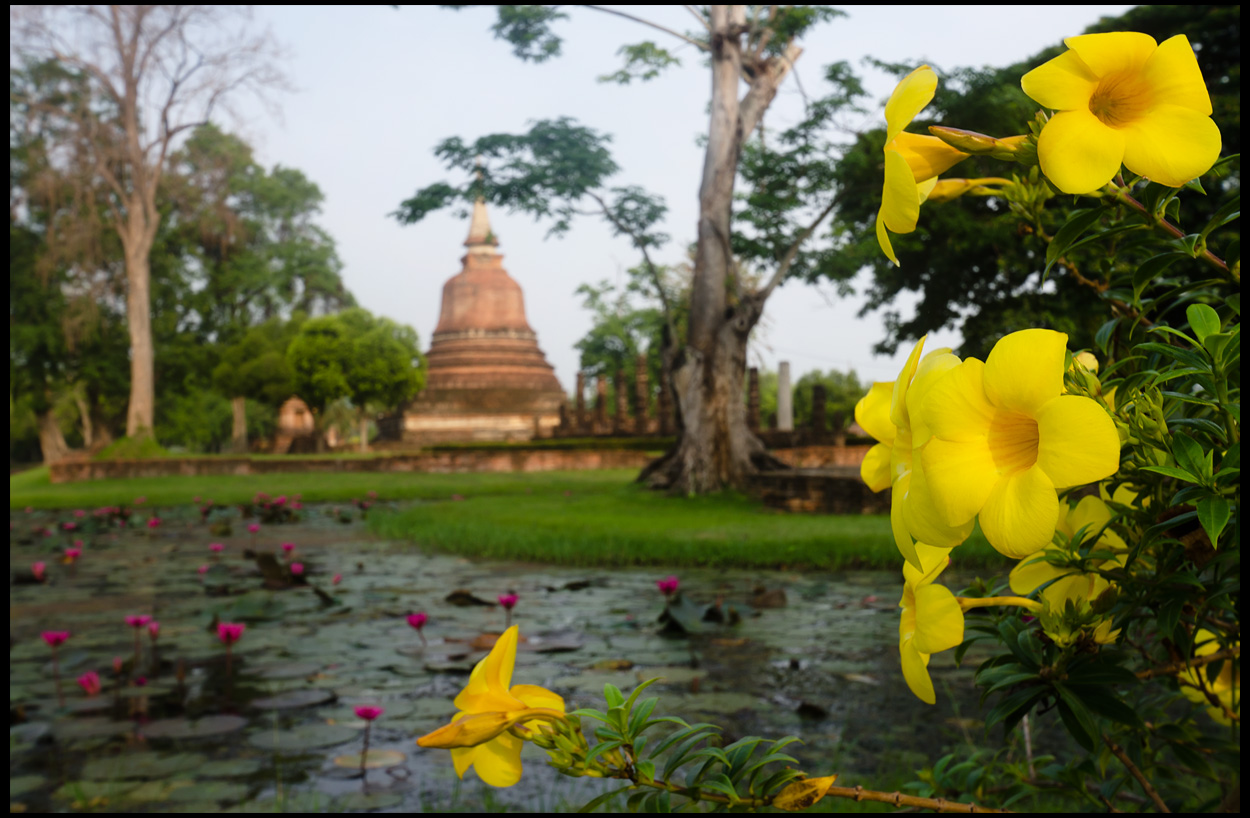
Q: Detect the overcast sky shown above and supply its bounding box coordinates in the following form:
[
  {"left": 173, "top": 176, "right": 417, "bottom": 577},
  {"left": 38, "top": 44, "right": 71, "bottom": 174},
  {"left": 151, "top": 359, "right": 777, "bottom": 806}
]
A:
[{"left": 232, "top": 5, "right": 1133, "bottom": 390}]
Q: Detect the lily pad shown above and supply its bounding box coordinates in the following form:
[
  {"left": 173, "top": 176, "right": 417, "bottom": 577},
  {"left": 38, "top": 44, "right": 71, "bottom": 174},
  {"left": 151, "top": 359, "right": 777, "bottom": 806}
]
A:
[
  {"left": 247, "top": 723, "right": 357, "bottom": 752},
  {"left": 335, "top": 792, "right": 405, "bottom": 810},
  {"left": 165, "top": 780, "right": 252, "bottom": 803},
  {"left": 52, "top": 716, "right": 134, "bottom": 741},
  {"left": 141, "top": 715, "right": 248, "bottom": 740},
  {"left": 332, "top": 749, "right": 408, "bottom": 769},
  {"left": 52, "top": 779, "right": 140, "bottom": 805},
  {"left": 254, "top": 661, "right": 323, "bottom": 680},
  {"left": 82, "top": 751, "right": 206, "bottom": 780},
  {"left": 197, "top": 758, "right": 265, "bottom": 778},
  {"left": 9, "top": 775, "right": 45, "bottom": 799},
  {"left": 250, "top": 688, "right": 334, "bottom": 710}
]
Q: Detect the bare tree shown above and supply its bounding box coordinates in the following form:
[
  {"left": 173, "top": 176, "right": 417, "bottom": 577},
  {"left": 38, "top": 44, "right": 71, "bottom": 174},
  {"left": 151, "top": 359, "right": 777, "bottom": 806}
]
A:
[{"left": 11, "top": 5, "right": 286, "bottom": 438}]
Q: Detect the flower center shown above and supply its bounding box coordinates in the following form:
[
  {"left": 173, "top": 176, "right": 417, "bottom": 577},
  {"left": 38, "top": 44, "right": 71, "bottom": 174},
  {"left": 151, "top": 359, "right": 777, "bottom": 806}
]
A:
[
  {"left": 987, "top": 411, "right": 1039, "bottom": 475},
  {"left": 1088, "top": 73, "right": 1151, "bottom": 128}
]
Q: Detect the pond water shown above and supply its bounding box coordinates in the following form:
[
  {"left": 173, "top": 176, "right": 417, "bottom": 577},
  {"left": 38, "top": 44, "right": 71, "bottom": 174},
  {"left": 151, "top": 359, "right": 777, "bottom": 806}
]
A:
[{"left": 10, "top": 501, "right": 988, "bottom": 812}]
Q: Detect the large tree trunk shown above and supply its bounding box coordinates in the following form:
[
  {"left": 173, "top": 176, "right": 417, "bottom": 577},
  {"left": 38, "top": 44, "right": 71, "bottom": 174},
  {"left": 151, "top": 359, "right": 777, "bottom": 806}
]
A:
[
  {"left": 37, "top": 408, "right": 70, "bottom": 464},
  {"left": 230, "top": 396, "right": 248, "bottom": 453},
  {"left": 73, "top": 390, "right": 94, "bottom": 449},
  {"left": 641, "top": 6, "right": 791, "bottom": 493},
  {"left": 123, "top": 235, "right": 156, "bottom": 438},
  {"left": 358, "top": 409, "right": 370, "bottom": 453}
]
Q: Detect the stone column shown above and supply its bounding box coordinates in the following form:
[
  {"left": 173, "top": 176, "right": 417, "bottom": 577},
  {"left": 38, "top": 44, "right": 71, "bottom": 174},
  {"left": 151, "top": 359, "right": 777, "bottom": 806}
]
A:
[
  {"left": 575, "top": 372, "right": 587, "bottom": 431},
  {"left": 594, "top": 375, "right": 608, "bottom": 432},
  {"left": 811, "top": 384, "right": 827, "bottom": 442},
  {"left": 658, "top": 366, "right": 674, "bottom": 435},
  {"left": 747, "top": 367, "right": 761, "bottom": 432},
  {"left": 777, "top": 361, "right": 794, "bottom": 432},
  {"left": 614, "top": 369, "right": 629, "bottom": 434},
  {"left": 634, "top": 354, "right": 649, "bottom": 435}
]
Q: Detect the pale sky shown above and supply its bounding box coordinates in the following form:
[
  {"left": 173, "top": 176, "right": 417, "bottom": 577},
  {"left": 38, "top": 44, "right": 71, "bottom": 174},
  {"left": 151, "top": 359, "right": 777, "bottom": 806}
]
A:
[{"left": 231, "top": 5, "right": 1133, "bottom": 390}]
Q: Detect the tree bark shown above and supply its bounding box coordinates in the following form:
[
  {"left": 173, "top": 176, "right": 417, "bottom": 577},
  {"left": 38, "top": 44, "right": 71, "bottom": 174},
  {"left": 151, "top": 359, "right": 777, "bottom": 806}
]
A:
[
  {"left": 73, "top": 390, "right": 94, "bottom": 449},
  {"left": 123, "top": 238, "right": 157, "bottom": 437},
  {"left": 359, "top": 409, "right": 370, "bottom": 454},
  {"left": 641, "top": 6, "right": 792, "bottom": 493},
  {"left": 230, "top": 396, "right": 248, "bottom": 453},
  {"left": 37, "top": 408, "right": 70, "bottom": 464}
]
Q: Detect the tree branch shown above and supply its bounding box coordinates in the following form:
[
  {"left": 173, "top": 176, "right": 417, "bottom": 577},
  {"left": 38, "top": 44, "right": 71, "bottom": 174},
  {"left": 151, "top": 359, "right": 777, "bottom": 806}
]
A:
[
  {"left": 585, "top": 190, "right": 678, "bottom": 343},
  {"left": 1136, "top": 646, "right": 1239, "bottom": 680},
  {"left": 757, "top": 191, "right": 843, "bottom": 301},
  {"left": 581, "top": 5, "right": 708, "bottom": 51},
  {"left": 739, "top": 42, "right": 801, "bottom": 138},
  {"left": 1104, "top": 734, "right": 1171, "bottom": 813},
  {"left": 681, "top": 5, "right": 709, "bottom": 31}
]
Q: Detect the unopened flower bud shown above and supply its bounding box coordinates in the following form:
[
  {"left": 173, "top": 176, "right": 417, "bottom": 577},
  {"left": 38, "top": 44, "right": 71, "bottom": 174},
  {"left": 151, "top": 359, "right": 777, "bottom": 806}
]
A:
[{"left": 929, "top": 126, "right": 1029, "bottom": 160}]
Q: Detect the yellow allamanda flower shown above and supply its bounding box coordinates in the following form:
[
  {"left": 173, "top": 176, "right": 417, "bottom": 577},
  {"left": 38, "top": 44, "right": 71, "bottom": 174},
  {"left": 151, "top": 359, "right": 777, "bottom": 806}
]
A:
[
  {"left": 416, "top": 626, "right": 565, "bottom": 787},
  {"left": 899, "top": 543, "right": 965, "bottom": 705},
  {"left": 1021, "top": 31, "right": 1221, "bottom": 194},
  {"left": 855, "top": 336, "right": 972, "bottom": 569},
  {"left": 920, "top": 329, "right": 1121, "bottom": 559},
  {"left": 1179, "top": 630, "right": 1240, "bottom": 726},
  {"left": 1010, "top": 495, "right": 1124, "bottom": 645},
  {"left": 876, "top": 66, "right": 969, "bottom": 265}
]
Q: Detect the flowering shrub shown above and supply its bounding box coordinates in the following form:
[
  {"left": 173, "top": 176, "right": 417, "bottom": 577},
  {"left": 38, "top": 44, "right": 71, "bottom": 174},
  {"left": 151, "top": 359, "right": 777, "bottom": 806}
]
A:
[{"left": 413, "top": 28, "right": 1239, "bottom": 813}]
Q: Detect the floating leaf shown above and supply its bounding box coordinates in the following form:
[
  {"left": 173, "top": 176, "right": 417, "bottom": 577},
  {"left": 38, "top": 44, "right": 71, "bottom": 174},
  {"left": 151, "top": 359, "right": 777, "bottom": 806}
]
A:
[
  {"left": 332, "top": 749, "right": 407, "bottom": 769},
  {"left": 141, "top": 715, "right": 249, "bottom": 740},
  {"left": 250, "top": 688, "right": 335, "bottom": 710},
  {"left": 247, "top": 723, "right": 357, "bottom": 752}
]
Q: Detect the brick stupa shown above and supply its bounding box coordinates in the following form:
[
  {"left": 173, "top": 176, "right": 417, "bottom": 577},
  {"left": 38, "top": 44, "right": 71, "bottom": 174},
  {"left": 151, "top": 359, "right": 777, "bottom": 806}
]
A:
[{"left": 399, "top": 199, "right": 565, "bottom": 443}]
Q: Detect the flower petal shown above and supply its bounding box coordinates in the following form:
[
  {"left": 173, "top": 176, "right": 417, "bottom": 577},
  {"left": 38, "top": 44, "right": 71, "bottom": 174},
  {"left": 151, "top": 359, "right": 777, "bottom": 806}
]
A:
[
  {"left": 903, "top": 456, "right": 975, "bottom": 547},
  {"left": 455, "top": 626, "right": 522, "bottom": 713},
  {"left": 1064, "top": 32, "right": 1158, "bottom": 76},
  {"left": 984, "top": 329, "right": 1068, "bottom": 415},
  {"left": 891, "top": 132, "right": 969, "bottom": 181},
  {"left": 891, "top": 479, "right": 921, "bottom": 570},
  {"left": 1021, "top": 48, "right": 1099, "bottom": 110},
  {"left": 861, "top": 442, "right": 893, "bottom": 493},
  {"left": 511, "top": 684, "right": 565, "bottom": 712},
  {"left": 882, "top": 149, "right": 921, "bottom": 234},
  {"left": 913, "top": 583, "right": 964, "bottom": 655},
  {"left": 978, "top": 465, "right": 1058, "bottom": 559},
  {"left": 875, "top": 210, "right": 899, "bottom": 266},
  {"left": 467, "top": 733, "right": 525, "bottom": 787},
  {"left": 884, "top": 66, "right": 937, "bottom": 144},
  {"left": 922, "top": 437, "right": 998, "bottom": 527},
  {"left": 855, "top": 382, "right": 896, "bottom": 445},
  {"left": 1038, "top": 108, "right": 1127, "bottom": 194},
  {"left": 890, "top": 336, "right": 927, "bottom": 428},
  {"left": 1121, "top": 104, "right": 1222, "bottom": 187},
  {"left": 1141, "top": 35, "right": 1212, "bottom": 115},
  {"left": 1035, "top": 395, "right": 1120, "bottom": 488},
  {"left": 900, "top": 636, "right": 936, "bottom": 705},
  {"left": 1066, "top": 495, "right": 1113, "bottom": 542},
  {"left": 907, "top": 349, "right": 962, "bottom": 446},
  {"left": 924, "top": 358, "right": 994, "bottom": 442},
  {"left": 1009, "top": 550, "right": 1064, "bottom": 596}
]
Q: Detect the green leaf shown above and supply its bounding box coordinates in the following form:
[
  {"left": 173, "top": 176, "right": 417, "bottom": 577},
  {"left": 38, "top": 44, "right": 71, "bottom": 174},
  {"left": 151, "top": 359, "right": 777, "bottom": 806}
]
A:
[
  {"left": 602, "top": 684, "right": 625, "bottom": 709},
  {"left": 1139, "top": 465, "right": 1200, "bottom": 483},
  {"left": 1187, "top": 303, "right": 1222, "bottom": 341},
  {"left": 635, "top": 760, "right": 655, "bottom": 782},
  {"left": 661, "top": 731, "right": 718, "bottom": 780},
  {"left": 1054, "top": 685, "right": 1100, "bottom": 751},
  {"left": 578, "top": 785, "right": 634, "bottom": 813},
  {"left": 1066, "top": 685, "right": 1143, "bottom": 728},
  {"left": 985, "top": 686, "right": 1045, "bottom": 730},
  {"left": 1094, "top": 318, "right": 1120, "bottom": 354},
  {"left": 1172, "top": 434, "right": 1209, "bottom": 479},
  {"left": 1045, "top": 208, "right": 1105, "bottom": 278},
  {"left": 1196, "top": 496, "right": 1231, "bottom": 547}
]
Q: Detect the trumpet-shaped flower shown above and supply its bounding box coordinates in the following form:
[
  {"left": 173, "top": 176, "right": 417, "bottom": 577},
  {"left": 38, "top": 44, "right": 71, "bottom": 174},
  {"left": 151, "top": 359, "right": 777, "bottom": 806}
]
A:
[
  {"left": 416, "top": 626, "right": 564, "bottom": 787},
  {"left": 854, "top": 336, "right": 972, "bottom": 568},
  {"left": 1021, "top": 32, "right": 1221, "bottom": 194},
  {"left": 899, "top": 544, "right": 965, "bottom": 705},
  {"left": 876, "top": 66, "right": 970, "bottom": 265},
  {"left": 1010, "top": 495, "right": 1123, "bottom": 611},
  {"left": 921, "top": 329, "right": 1121, "bottom": 558}
]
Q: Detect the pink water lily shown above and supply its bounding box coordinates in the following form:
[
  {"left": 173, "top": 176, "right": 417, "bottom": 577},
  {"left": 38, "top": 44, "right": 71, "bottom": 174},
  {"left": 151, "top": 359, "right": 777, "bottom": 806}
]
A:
[
  {"left": 146, "top": 517, "right": 161, "bottom": 529},
  {"left": 498, "top": 593, "right": 518, "bottom": 629},
  {"left": 209, "top": 543, "right": 224, "bottom": 553},
  {"left": 43, "top": 630, "right": 71, "bottom": 647},
  {"left": 281, "top": 542, "right": 295, "bottom": 553},
  {"left": 408, "top": 612, "right": 429, "bottom": 647},
  {"left": 247, "top": 523, "right": 260, "bottom": 534},
  {"left": 355, "top": 705, "right": 385, "bottom": 721},
  {"left": 148, "top": 621, "right": 161, "bottom": 640},
  {"left": 64, "top": 547, "right": 82, "bottom": 563},
  {"left": 197, "top": 564, "right": 210, "bottom": 575},
  {"left": 656, "top": 576, "right": 680, "bottom": 597},
  {"left": 125, "top": 615, "right": 153, "bottom": 628},
  {"left": 290, "top": 562, "right": 305, "bottom": 576},
  {"left": 78, "top": 671, "right": 102, "bottom": 697},
  {"left": 332, "top": 573, "right": 342, "bottom": 585},
  {"left": 44, "top": 631, "right": 71, "bottom": 705},
  {"left": 32, "top": 561, "right": 46, "bottom": 581},
  {"left": 218, "top": 622, "right": 245, "bottom": 645},
  {"left": 74, "top": 509, "right": 85, "bottom": 518}
]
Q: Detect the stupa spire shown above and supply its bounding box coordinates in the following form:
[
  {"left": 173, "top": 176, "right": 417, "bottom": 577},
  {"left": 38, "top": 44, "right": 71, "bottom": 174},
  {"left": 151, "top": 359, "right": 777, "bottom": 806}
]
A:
[{"left": 464, "top": 197, "right": 497, "bottom": 251}]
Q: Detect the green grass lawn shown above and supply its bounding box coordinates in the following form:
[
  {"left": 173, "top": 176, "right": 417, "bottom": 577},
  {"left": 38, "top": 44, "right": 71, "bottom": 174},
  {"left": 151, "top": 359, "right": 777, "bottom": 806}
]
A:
[{"left": 10, "top": 467, "right": 1006, "bottom": 571}]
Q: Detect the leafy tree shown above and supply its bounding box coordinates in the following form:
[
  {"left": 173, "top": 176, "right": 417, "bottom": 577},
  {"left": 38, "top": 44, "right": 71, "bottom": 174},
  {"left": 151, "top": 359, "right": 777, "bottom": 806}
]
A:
[
  {"left": 12, "top": 6, "right": 285, "bottom": 438},
  {"left": 212, "top": 317, "right": 302, "bottom": 452},
  {"left": 397, "top": 6, "right": 856, "bottom": 493},
  {"left": 287, "top": 309, "right": 424, "bottom": 451},
  {"left": 792, "top": 368, "right": 866, "bottom": 432}
]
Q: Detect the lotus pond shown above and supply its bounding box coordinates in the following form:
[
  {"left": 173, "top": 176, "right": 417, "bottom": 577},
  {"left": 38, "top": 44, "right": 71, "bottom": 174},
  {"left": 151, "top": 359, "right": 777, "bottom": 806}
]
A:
[{"left": 10, "top": 499, "right": 1000, "bottom": 812}]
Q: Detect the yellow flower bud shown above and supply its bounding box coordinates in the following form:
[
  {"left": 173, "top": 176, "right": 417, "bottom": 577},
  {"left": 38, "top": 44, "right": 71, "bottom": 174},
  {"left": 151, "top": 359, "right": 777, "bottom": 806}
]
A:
[
  {"left": 929, "top": 127, "right": 1029, "bottom": 160},
  {"left": 417, "top": 711, "right": 516, "bottom": 749},
  {"left": 773, "top": 775, "right": 839, "bottom": 811}
]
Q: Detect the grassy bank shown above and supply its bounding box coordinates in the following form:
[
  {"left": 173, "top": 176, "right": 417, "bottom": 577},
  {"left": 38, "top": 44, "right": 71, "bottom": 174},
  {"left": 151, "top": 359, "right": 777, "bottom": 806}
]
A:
[
  {"left": 10, "top": 468, "right": 1005, "bottom": 571},
  {"left": 368, "top": 477, "right": 1006, "bottom": 571}
]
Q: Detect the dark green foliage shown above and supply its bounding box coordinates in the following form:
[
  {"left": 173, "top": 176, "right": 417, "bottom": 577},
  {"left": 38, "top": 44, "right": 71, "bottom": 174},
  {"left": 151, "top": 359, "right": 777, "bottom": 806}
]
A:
[
  {"left": 792, "top": 368, "right": 866, "bottom": 431},
  {"left": 598, "top": 42, "right": 681, "bottom": 85}
]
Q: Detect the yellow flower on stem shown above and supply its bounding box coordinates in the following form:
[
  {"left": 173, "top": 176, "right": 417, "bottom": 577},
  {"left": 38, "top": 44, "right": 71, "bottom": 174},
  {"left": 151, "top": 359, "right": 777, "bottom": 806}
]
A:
[
  {"left": 1021, "top": 32, "right": 1221, "bottom": 194},
  {"left": 416, "top": 626, "right": 565, "bottom": 787},
  {"left": 876, "top": 66, "right": 970, "bottom": 265},
  {"left": 920, "top": 329, "right": 1121, "bottom": 559},
  {"left": 854, "top": 336, "right": 972, "bottom": 569},
  {"left": 899, "top": 543, "right": 964, "bottom": 705}
]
